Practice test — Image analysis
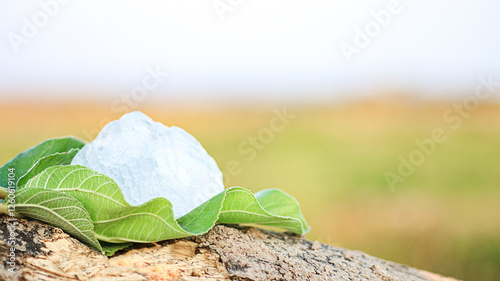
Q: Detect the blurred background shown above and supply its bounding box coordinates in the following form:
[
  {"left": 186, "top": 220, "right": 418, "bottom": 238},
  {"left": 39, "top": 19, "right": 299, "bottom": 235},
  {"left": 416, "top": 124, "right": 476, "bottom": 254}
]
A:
[{"left": 1, "top": 1, "right": 500, "bottom": 280}]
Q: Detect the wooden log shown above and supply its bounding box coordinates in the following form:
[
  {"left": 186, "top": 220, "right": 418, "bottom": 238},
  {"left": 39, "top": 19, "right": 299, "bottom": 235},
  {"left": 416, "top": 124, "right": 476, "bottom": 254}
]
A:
[{"left": 0, "top": 215, "right": 458, "bottom": 281}]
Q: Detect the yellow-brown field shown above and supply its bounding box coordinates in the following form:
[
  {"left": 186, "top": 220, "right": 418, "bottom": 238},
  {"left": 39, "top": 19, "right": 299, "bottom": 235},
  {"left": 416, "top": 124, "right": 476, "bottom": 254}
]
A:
[{"left": 1, "top": 98, "right": 499, "bottom": 281}]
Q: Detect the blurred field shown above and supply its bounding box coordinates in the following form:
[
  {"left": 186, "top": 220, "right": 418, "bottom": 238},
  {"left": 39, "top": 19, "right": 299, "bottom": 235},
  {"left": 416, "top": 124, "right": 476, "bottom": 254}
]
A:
[{"left": 1, "top": 98, "right": 499, "bottom": 281}]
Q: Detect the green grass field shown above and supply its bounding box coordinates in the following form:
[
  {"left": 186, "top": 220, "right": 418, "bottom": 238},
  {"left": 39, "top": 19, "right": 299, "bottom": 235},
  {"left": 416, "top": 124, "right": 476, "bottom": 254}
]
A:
[{"left": 1, "top": 99, "right": 499, "bottom": 281}]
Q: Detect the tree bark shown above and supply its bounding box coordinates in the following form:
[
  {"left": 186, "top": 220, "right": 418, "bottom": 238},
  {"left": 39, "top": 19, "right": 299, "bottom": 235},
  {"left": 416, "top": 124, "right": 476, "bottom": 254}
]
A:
[{"left": 0, "top": 215, "right": 459, "bottom": 281}]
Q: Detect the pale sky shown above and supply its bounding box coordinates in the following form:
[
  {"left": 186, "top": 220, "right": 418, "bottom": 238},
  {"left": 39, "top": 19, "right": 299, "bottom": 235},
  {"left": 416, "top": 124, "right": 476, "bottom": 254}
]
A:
[{"left": 1, "top": 0, "right": 499, "bottom": 101}]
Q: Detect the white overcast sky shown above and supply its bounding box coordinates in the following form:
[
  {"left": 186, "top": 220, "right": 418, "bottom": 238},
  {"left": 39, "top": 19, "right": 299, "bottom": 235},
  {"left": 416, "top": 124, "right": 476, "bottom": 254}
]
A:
[{"left": 0, "top": 0, "right": 499, "bottom": 101}]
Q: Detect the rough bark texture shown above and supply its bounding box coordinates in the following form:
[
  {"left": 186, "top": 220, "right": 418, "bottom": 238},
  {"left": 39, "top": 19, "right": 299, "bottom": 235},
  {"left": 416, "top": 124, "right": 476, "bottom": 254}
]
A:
[{"left": 0, "top": 215, "right": 459, "bottom": 281}]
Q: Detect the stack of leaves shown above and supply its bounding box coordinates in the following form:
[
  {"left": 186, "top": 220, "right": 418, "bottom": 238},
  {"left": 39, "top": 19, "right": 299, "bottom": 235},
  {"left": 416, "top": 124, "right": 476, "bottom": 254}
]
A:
[{"left": 0, "top": 137, "right": 309, "bottom": 255}]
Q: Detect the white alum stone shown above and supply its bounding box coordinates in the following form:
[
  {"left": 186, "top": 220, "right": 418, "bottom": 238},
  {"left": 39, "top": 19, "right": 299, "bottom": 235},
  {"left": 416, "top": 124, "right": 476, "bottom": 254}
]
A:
[{"left": 71, "top": 111, "right": 224, "bottom": 218}]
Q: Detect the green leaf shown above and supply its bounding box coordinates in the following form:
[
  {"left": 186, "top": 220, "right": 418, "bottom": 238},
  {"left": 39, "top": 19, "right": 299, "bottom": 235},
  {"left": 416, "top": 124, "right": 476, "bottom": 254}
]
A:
[
  {"left": 217, "top": 188, "right": 310, "bottom": 234},
  {"left": 0, "top": 137, "right": 85, "bottom": 188},
  {"left": 24, "top": 165, "right": 309, "bottom": 247},
  {"left": 13, "top": 187, "right": 102, "bottom": 251},
  {"left": 255, "top": 188, "right": 309, "bottom": 228},
  {"left": 100, "top": 242, "right": 134, "bottom": 256},
  {"left": 16, "top": 148, "right": 81, "bottom": 188}
]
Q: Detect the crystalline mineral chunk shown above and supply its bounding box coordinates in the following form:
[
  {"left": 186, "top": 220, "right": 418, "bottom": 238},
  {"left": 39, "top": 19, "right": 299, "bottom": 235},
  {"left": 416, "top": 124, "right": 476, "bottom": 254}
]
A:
[{"left": 71, "top": 111, "right": 224, "bottom": 218}]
